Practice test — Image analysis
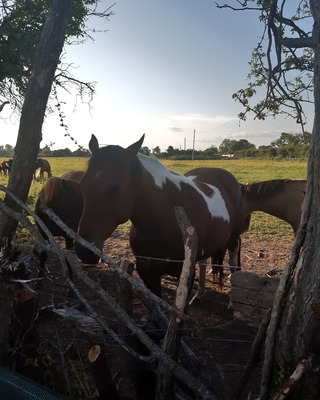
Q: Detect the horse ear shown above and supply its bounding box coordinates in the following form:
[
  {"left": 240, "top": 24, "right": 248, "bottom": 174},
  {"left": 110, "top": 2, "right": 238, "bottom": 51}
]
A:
[
  {"left": 125, "top": 134, "right": 145, "bottom": 158},
  {"left": 89, "top": 135, "right": 99, "bottom": 154}
]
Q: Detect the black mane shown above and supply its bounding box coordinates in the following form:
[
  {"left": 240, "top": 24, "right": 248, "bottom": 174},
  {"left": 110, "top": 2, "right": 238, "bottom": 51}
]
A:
[{"left": 242, "top": 179, "right": 293, "bottom": 200}]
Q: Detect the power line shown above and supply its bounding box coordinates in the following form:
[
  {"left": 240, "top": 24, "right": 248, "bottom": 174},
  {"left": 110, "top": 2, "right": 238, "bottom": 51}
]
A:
[{"left": 197, "top": 117, "right": 238, "bottom": 134}]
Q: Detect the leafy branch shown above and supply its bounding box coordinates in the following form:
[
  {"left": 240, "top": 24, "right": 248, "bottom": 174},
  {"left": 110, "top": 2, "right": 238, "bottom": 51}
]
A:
[{"left": 216, "top": 0, "right": 313, "bottom": 132}]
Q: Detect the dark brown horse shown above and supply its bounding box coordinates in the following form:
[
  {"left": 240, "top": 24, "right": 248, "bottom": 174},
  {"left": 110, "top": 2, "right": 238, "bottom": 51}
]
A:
[
  {"left": 34, "top": 158, "right": 52, "bottom": 181},
  {"left": 35, "top": 172, "right": 84, "bottom": 249},
  {"left": 75, "top": 135, "right": 244, "bottom": 297},
  {"left": 242, "top": 179, "right": 306, "bottom": 235},
  {"left": 0, "top": 159, "right": 12, "bottom": 176}
]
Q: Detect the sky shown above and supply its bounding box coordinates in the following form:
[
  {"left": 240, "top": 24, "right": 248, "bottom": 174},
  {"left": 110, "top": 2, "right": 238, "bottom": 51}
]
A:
[{"left": 0, "top": 1, "right": 314, "bottom": 152}]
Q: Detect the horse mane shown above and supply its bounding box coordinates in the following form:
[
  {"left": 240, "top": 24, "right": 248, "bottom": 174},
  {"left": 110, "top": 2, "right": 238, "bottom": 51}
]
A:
[{"left": 242, "top": 179, "right": 293, "bottom": 200}]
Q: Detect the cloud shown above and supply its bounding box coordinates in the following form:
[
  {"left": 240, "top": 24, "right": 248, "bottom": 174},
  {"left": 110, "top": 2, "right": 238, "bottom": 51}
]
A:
[{"left": 169, "top": 127, "right": 184, "bottom": 133}]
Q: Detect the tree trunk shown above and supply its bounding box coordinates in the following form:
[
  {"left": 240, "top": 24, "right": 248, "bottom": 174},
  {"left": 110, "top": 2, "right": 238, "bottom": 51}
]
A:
[
  {"left": 260, "top": 1, "right": 320, "bottom": 398},
  {"left": 0, "top": 0, "right": 73, "bottom": 245}
]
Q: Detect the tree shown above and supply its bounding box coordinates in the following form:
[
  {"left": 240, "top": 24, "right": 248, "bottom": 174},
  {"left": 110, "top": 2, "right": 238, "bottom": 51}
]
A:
[
  {"left": 0, "top": 0, "right": 73, "bottom": 248},
  {"left": 219, "top": 138, "right": 256, "bottom": 154},
  {"left": 0, "top": 1, "right": 114, "bottom": 111},
  {"left": 139, "top": 146, "right": 151, "bottom": 156},
  {"left": 216, "top": 1, "right": 320, "bottom": 398},
  {"left": 218, "top": 1, "right": 313, "bottom": 134},
  {"left": 0, "top": 1, "right": 114, "bottom": 244},
  {"left": 152, "top": 146, "right": 161, "bottom": 156}
]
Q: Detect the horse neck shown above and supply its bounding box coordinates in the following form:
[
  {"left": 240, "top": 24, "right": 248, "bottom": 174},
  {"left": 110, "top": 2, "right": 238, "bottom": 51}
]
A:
[
  {"left": 131, "top": 154, "right": 183, "bottom": 227},
  {"left": 243, "top": 182, "right": 305, "bottom": 231},
  {"left": 244, "top": 195, "right": 287, "bottom": 218}
]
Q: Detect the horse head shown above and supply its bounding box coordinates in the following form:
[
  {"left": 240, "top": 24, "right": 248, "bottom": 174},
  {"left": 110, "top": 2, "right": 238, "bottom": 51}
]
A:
[{"left": 75, "top": 134, "right": 144, "bottom": 264}]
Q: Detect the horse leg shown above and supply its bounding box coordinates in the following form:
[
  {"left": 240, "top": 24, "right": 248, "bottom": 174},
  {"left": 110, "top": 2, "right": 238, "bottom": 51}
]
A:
[
  {"left": 211, "top": 247, "right": 227, "bottom": 288},
  {"left": 189, "top": 259, "right": 207, "bottom": 305},
  {"left": 136, "top": 260, "right": 162, "bottom": 298},
  {"left": 65, "top": 236, "right": 74, "bottom": 250},
  {"left": 227, "top": 237, "right": 241, "bottom": 274}
]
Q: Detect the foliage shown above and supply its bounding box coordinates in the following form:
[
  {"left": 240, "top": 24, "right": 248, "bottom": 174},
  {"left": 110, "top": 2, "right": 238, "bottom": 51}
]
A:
[
  {"left": 217, "top": 1, "right": 313, "bottom": 132},
  {"left": 219, "top": 138, "right": 256, "bottom": 154},
  {"left": 0, "top": 0, "right": 114, "bottom": 109}
]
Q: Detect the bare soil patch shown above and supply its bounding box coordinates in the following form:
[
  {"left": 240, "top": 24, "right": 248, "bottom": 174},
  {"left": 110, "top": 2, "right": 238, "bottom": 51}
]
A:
[{"left": 7, "top": 232, "right": 294, "bottom": 399}]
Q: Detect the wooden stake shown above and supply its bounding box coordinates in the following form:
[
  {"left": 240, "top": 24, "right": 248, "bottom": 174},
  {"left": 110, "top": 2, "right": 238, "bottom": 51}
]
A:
[{"left": 88, "top": 345, "right": 120, "bottom": 400}]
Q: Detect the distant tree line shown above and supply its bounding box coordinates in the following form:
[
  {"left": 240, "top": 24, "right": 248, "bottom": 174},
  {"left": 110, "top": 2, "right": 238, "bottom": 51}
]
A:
[
  {"left": 0, "top": 131, "right": 311, "bottom": 160},
  {"left": 0, "top": 144, "right": 91, "bottom": 158},
  {"left": 150, "top": 131, "right": 311, "bottom": 160}
]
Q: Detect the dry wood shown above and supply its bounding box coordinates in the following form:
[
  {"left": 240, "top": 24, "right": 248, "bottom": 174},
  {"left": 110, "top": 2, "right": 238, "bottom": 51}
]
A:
[
  {"left": 272, "top": 358, "right": 311, "bottom": 400},
  {"left": 0, "top": 188, "right": 215, "bottom": 400},
  {"left": 116, "top": 258, "right": 142, "bottom": 398},
  {"left": 88, "top": 345, "right": 120, "bottom": 400},
  {"left": 156, "top": 206, "right": 206, "bottom": 400}
]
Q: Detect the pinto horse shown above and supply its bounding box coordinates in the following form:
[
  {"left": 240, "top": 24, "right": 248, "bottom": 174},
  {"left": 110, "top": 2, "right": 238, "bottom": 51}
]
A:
[
  {"left": 34, "top": 158, "right": 52, "bottom": 181},
  {"left": 242, "top": 178, "right": 307, "bottom": 235},
  {"left": 75, "top": 135, "right": 244, "bottom": 297},
  {"left": 35, "top": 172, "right": 84, "bottom": 249}
]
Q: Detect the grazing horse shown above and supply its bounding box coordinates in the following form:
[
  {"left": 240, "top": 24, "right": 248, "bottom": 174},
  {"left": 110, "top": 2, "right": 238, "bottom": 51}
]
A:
[
  {"left": 0, "top": 160, "right": 8, "bottom": 176},
  {"left": 35, "top": 174, "right": 84, "bottom": 249},
  {"left": 242, "top": 179, "right": 307, "bottom": 235},
  {"left": 34, "top": 158, "right": 52, "bottom": 181},
  {"left": 75, "top": 135, "right": 244, "bottom": 298},
  {"left": 0, "top": 159, "right": 12, "bottom": 176}
]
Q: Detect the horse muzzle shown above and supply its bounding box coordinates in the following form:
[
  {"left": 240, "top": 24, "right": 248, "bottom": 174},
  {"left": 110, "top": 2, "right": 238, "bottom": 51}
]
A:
[{"left": 75, "top": 242, "right": 100, "bottom": 265}]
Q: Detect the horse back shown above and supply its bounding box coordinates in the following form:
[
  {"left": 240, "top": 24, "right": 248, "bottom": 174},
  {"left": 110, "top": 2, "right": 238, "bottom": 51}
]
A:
[
  {"left": 35, "top": 176, "right": 83, "bottom": 239},
  {"left": 60, "top": 170, "right": 84, "bottom": 182},
  {"left": 185, "top": 167, "right": 243, "bottom": 231}
]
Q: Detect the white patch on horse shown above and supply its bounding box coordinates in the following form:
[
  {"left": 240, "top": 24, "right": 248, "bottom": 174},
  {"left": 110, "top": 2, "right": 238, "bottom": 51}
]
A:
[{"left": 139, "top": 154, "right": 230, "bottom": 222}]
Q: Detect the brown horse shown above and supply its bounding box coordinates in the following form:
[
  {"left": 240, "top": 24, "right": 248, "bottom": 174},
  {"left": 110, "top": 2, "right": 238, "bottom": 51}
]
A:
[
  {"left": 35, "top": 173, "right": 84, "bottom": 249},
  {"left": 75, "top": 135, "right": 244, "bottom": 297},
  {"left": 242, "top": 179, "right": 306, "bottom": 235}
]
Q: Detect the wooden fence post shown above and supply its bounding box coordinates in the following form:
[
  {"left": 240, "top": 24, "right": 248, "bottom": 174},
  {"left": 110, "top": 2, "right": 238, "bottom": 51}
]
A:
[{"left": 156, "top": 206, "right": 198, "bottom": 400}]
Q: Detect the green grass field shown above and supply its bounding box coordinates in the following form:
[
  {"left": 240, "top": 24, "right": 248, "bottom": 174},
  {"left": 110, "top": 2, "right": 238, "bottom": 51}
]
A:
[{"left": 0, "top": 157, "right": 307, "bottom": 240}]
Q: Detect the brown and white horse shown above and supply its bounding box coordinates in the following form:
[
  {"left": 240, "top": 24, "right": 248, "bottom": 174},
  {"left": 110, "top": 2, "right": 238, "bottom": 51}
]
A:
[
  {"left": 188, "top": 178, "right": 306, "bottom": 300},
  {"left": 75, "top": 135, "right": 244, "bottom": 298}
]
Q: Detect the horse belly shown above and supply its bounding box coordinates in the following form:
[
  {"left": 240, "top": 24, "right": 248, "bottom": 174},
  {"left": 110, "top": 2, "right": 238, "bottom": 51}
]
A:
[{"left": 198, "top": 221, "right": 233, "bottom": 260}]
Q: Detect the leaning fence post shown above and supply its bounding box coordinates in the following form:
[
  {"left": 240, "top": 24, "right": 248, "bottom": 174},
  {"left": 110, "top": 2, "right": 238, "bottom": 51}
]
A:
[{"left": 156, "top": 206, "right": 198, "bottom": 400}]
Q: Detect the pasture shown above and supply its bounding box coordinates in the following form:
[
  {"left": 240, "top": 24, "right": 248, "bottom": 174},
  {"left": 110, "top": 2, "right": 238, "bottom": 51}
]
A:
[
  {"left": 0, "top": 157, "right": 307, "bottom": 240},
  {"left": 0, "top": 156, "right": 307, "bottom": 399}
]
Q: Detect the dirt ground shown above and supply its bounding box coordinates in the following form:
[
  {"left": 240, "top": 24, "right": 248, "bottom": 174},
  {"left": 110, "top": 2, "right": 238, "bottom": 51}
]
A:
[{"left": 7, "top": 232, "right": 294, "bottom": 400}]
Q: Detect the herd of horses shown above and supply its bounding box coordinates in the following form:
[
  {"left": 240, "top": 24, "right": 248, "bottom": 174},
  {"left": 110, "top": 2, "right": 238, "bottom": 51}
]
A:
[
  {"left": 34, "top": 135, "right": 307, "bottom": 299},
  {"left": 0, "top": 158, "right": 52, "bottom": 180}
]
